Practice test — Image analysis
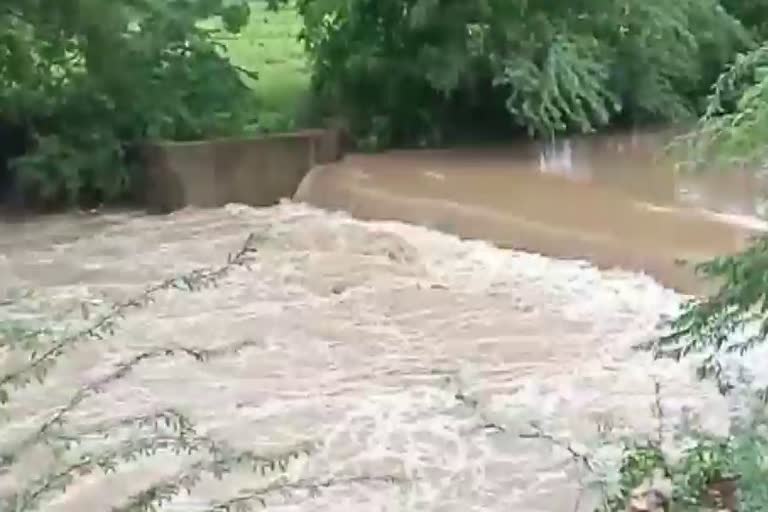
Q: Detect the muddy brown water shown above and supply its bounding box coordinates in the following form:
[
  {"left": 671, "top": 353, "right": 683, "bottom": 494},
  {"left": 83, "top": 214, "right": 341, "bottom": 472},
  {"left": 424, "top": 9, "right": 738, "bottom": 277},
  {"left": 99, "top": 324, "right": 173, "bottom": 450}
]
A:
[
  {"left": 297, "top": 130, "right": 768, "bottom": 293},
  {"left": 0, "top": 130, "right": 766, "bottom": 511}
]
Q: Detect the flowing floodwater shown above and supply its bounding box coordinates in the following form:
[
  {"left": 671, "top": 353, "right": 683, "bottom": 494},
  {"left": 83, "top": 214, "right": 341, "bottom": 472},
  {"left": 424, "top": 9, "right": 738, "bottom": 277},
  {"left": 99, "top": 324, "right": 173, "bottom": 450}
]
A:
[
  {"left": 298, "top": 130, "right": 768, "bottom": 293},
  {"left": 0, "top": 131, "right": 766, "bottom": 511}
]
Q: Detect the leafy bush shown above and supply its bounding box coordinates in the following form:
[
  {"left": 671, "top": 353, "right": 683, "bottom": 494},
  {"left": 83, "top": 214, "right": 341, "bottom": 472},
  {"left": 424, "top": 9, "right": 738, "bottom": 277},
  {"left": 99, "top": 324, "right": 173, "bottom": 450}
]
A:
[
  {"left": 658, "top": 42, "right": 768, "bottom": 388},
  {"left": 463, "top": 379, "right": 768, "bottom": 511},
  {"left": 722, "top": 0, "right": 768, "bottom": 39},
  {"left": 0, "top": 0, "right": 286, "bottom": 206},
  {"left": 676, "top": 43, "right": 768, "bottom": 171},
  {"left": 598, "top": 425, "right": 768, "bottom": 512},
  {"left": 641, "top": 34, "right": 768, "bottom": 510},
  {"left": 652, "top": 234, "right": 768, "bottom": 396},
  {"left": 296, "top": 0, "right": 749, "bottom": 147}
]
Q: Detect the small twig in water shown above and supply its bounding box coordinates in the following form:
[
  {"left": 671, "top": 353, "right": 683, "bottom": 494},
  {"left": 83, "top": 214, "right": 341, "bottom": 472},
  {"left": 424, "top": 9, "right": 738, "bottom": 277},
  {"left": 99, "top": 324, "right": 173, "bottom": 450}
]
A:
[
  {"left": 520, "top": 423, "right": 597, "bottom": 473},
  {"left": 0, "top": 339, "right": 262, "bottom": 469},
  {"left": 453, "top": 388, "right": 506, "bottom": 433},
  {"left": 652, "top": 378, "right": 665, "bottom": 447},
  {"left": 206, "top": 474, "right": 405, "bottom": 512},
  {"left": 0, "top": 233, "right": 260, "bottom": 399},
  {"left": 111, "top": 442, "right": 316, "bottom": 512}
]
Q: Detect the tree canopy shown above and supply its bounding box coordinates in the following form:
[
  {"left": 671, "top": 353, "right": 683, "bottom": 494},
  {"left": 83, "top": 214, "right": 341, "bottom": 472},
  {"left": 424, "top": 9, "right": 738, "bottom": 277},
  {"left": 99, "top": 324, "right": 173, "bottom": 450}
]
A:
[
  {"left": 4, "top": 0, "right": 768, "bottom": 204},
  {"left": 0, "top": 0, "right": 281, "bottom": 206},
  {"left": 297, "top": 0, "right": 753, "bottom": 146}
]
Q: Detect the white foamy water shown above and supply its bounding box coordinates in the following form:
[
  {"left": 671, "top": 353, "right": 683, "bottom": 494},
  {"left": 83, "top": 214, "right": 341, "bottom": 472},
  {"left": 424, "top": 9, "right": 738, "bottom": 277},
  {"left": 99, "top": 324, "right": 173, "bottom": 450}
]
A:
[{"left": 0, "top": 202, "right": 745, "bottom": 511}]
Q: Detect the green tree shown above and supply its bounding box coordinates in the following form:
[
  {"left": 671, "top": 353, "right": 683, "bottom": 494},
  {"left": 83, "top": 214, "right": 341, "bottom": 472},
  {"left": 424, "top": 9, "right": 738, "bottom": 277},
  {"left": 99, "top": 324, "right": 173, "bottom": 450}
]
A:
[
  {"left": 721, "top": 0, "right": 768, "bottom": 38},
  {"left": 0, "top": 0, "right": 282, "bottom": 206},
  {"left": 297, "top": 0, "right": 748, "bottom": 147},
  {"left": 659, "top": 33, "right": 768, "bottom": 389}
]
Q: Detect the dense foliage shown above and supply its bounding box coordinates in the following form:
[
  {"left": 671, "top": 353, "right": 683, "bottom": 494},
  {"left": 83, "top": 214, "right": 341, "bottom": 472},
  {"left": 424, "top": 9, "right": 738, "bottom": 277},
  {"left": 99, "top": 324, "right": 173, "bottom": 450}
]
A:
[
  {"left": 655, "top": 234, "right": 768, "bottom": 382},
  {"left": 677, "top": 42, "right": 768, "bottom": 170},
  {"left": 639, "top": 11, "right": 768, "bottom": 508},
  {"left": 721, "top": 0, "right": 768, "bottom": 38},
  {"left": 3, "top": 0, "right": 768, "bottom": 204},
  {"left": 297, "top": 0, "right": 750, "bottom": 147},
  {"left": 597, "top": 418, "right": 768, "bottom": 511},
  {"left": 658, "top": 9, "right": 768, "bottom": 394},
  {"left": 0, "top": 0, "right": 285, "bottom": 206}
]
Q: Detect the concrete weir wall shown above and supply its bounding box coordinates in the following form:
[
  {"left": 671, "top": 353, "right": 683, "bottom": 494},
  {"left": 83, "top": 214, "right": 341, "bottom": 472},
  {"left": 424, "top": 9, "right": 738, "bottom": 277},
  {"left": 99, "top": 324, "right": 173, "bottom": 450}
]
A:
[{"left": 142, "top": 128, "right": 342, "bottom": 213}]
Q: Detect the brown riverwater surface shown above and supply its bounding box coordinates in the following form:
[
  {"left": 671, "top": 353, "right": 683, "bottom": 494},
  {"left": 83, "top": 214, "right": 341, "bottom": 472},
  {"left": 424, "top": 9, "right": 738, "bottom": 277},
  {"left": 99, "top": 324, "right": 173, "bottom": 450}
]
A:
[
  {"left": 0, "top": 131, "right": 766, "bottom": 512},
  {"left": 297, "top": 131, "right": 768, "bottom": 293}
]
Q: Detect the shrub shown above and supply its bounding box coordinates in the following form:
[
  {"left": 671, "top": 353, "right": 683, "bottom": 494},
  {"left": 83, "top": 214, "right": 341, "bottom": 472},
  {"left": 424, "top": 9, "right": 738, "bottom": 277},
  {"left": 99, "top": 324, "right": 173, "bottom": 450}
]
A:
[
  {"left": 296, "top": 0, "right": 749, "bottom": 146},
  {"left": 0, "top": 0, "right": 284, "bottom": 206}
]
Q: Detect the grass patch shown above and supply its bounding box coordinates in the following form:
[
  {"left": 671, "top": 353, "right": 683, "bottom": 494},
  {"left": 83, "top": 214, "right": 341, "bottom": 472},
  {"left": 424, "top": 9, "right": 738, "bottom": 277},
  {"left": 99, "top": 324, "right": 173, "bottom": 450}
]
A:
[{"left": 221, "top": 1, "right": 311, "bottom": 132}]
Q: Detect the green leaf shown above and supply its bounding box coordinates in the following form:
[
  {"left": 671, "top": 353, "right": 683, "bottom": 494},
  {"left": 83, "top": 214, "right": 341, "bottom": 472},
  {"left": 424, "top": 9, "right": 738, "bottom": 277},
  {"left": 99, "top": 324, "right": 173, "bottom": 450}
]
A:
[{"left": 221, "top": 2, "right": 252, "bottom": 34}]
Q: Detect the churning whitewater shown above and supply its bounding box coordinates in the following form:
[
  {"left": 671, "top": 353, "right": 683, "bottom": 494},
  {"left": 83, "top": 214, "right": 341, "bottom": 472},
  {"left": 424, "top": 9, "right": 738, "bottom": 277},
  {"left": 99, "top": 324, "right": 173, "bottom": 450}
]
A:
[{"left": 0, "top": 202, "right": 747, "bottom": 511}]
